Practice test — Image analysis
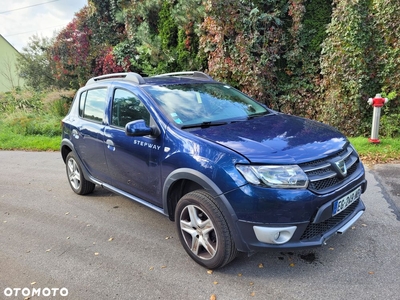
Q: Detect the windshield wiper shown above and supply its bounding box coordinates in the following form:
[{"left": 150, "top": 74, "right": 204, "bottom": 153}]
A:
[
  {"left": 181, "top": 121, "right": 228, "bottom": 129},
  {"left": 247, "top": 111, "right": 276, "bottom": 119}
]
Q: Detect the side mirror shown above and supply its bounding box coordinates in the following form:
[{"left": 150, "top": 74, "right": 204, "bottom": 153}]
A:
[{"left": 125, "top": 120, "right": 153, "bottom": 137}]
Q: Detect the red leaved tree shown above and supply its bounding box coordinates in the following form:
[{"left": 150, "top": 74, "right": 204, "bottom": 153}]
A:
[{"left": 51, "top": 8, "right": 92, "bottom": 89}]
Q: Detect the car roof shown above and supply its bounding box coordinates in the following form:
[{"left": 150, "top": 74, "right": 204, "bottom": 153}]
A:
[{"left": 85, "top": 71, "right": 216, "bottom": 87}]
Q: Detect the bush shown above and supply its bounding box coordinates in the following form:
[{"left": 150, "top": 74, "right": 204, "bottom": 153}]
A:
[
  {"left": 0, "top": 89, "right": 70, "bottom": 139},
  {"left": 0, "top": 89, "right": 43, "bottom": 113}
]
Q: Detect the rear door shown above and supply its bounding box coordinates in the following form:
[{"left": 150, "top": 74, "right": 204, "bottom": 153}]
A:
[
  {"left": 73, "top": 87, "right": 110, "bottom": 182},
  {"left": 103, "top": 87, "right": 164, "bottom": 206}
]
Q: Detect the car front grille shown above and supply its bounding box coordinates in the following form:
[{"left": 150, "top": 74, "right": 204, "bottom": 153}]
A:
[
  {"left": 300, "top": 145, "right": 360, "bottom": 193},
  {"left": 300, "top": 199, "right": 360, "bottom": 241}
]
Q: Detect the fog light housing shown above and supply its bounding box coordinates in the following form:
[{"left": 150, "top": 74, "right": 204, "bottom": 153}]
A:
[{"left": 253, "top": 226, "right": 297, "bottom": 244}]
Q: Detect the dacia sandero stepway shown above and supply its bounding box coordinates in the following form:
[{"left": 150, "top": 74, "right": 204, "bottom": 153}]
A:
[{"left": 61, "top": 72, "right": 367, "bottom": 269}]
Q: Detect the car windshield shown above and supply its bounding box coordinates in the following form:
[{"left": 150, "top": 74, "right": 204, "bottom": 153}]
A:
[{"left": 143, "top": 83, "right": 269, "bottom": 127}]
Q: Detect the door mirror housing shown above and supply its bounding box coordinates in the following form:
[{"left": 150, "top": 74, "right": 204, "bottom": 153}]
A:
[{"left": 125, "top": 120, "right": 157, "bottom": 137}]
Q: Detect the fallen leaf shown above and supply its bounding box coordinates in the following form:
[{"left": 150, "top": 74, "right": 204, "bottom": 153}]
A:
[
  {"left": 368, "top": 271, "right": 374, "bottom": 275},
  {"left": 108, "top": 237, "right": 114, "bottom": 242},
  {"left": 94, "top": 252, "right": 99, "bottom": 256},
  {"left": 149, "top": 266, "right": 154, "bottom": 270},
  {"left": 24, "top": 297, "right": 30, "bottom": 300},
  {"left": 161, "top": 265, "right": 167, "bottom": 269},
  {"left": 86, "top": 224, "right": 91, "bottom": 227},
  {"left": 289, "top": 263, "right": 295, "bottom": 267},
  {"left": 30, "top": 282, "right": 36, "bottom": 285},
  {"left": 3, "top": 221, "right": 7, "bottom": 223},
  {"left": 249, "top": 282, "right": 254, "bottom": 286},
  {"left": 250, "top": 292, "right": 256, "bottom": 296},
  {"left": 46, "top": 249, "right": 51, "bottom": 252},
  {"left": 329, "top": 247, "right": 334, "bottom": 250},
  {"left": 65, "top": 212, "right": 69, "bottom": 215},
  {"left": 66, "top": 237, "right": 70, "bottom": 240},
  {"left": 210, "top": 294, "right": 217, "bottom": 300},
  {"left": 362, "top": 224, "right": 367, "bottom": 227},
  {"left": 207, "top": 270, "right": 213, "bottom": 275},
  {"left": 258, "top": 263, "right": 264, "bottom": 268},
  {"left": 213, "top": 281, "right": 218, "bottom": 285},
  {"left": 238, "top": 273, "right": 242, "bottom": 277},
  {"left": 351, "top": 226, "right": 356, "bottom": 230}
]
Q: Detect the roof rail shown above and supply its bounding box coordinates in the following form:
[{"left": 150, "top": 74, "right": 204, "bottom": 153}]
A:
[
  {"left": 85, "top": 72, "right": 145, "bottom": 86},
  {"left": 154, "top": 71, "right": 214, "bottom": 81}
]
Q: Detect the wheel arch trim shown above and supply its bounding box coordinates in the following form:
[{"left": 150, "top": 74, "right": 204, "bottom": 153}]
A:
[
  {"left": 61, "top": 139, "right": 92, "bottom": 183},
  {"left": 162, "top": 168, "right": 249, "bottom": 252}
]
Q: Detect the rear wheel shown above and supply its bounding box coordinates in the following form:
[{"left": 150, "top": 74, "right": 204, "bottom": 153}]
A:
[
  {"left": 175, "top": 190, "right": 237, "bottom": 269},
  {"left": 66, "top": 152, "right": 95, "bottom": 195}
]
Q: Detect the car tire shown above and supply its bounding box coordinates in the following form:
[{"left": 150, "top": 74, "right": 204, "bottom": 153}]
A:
[
  {"left": 66, "top": 152, "right": 95, "bottom": 195},
  {"left": 175, "top": 190, "right": 237, "bottom": 269}
]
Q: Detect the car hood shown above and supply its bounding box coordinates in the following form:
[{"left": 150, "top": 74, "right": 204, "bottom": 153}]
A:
[{"left": 191, "top": 113, "right": 348, "bottom": 164}]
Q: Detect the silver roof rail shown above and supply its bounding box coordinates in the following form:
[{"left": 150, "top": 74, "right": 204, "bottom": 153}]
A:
[
  {"left": 154, "top": 71, "right": 214, "bottom": 81},
  {"left": 85, "top": 72, "right": 145, "bottom": 85}
]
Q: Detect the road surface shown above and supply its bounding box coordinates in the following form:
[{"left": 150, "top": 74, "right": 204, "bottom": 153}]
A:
[{"left": 0, "top": 151, "right": 399, "bottom": 299}]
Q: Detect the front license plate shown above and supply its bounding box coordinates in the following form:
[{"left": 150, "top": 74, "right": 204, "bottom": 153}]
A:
[{"left": 332, "top": 186, "right": 362, "bottom": 216}]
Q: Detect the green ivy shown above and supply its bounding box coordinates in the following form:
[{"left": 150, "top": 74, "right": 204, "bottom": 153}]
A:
[
  {"left": 17, "top": 0, "right": 400, "bottom": 138},
  {"left": 320, "top": 0, "right": 376, "bottom": 135}
]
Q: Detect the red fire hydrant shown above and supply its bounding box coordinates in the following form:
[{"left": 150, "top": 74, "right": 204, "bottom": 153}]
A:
[{"left": 367, "top": 93, "right": 388, "bottom": 143}]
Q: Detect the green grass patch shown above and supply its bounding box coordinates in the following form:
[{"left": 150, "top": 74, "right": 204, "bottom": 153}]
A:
[
  {"left": 349, "top": 137, "right": 400, "bottom": 165},
  {"left": 0, "top": 113, "right": 61, "bottom": 151},
  {"left": 0, "top": 131, "right": 60, "bottom": 151}
]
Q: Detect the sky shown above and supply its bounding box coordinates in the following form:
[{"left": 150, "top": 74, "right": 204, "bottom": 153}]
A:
[{"left": 0, "top": 0, "right": 88, "bottom": 52}]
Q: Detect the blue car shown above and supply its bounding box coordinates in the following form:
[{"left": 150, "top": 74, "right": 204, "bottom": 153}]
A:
[{"left": 61, "top": 71, "right": 367, "bottom": 269}]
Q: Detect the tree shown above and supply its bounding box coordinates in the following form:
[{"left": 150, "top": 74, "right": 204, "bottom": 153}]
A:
[
  {"left": 17, "top": 35, "right": 56, "bottom": 90},
  {"left": 50, "top": 8, "right": 93, "bottom": 89}
]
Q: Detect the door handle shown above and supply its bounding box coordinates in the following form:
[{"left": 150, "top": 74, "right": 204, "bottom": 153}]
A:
[
  {"left": 72, "top": 129, "right": 79, "bottom": 139},
  {"left": 106, "top": 139, "right": 115, "bottom": 151}
]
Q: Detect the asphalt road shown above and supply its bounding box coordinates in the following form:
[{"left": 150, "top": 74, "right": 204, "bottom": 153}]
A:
[{"left": 0, "top": 151, "right": 399, "bottom": 300}]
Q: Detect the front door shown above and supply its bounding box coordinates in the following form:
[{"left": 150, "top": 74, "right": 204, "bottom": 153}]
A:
[{"left": 103, "top": 88, "right": 163, "bottom": 206}]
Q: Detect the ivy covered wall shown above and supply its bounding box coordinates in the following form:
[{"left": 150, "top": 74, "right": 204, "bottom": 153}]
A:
[{"left": 19, "top": 0, "right": 400, "bottom": 136}]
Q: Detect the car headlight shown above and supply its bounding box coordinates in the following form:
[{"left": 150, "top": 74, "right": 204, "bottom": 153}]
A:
[{"left": 236, "top": 165, "right": 309, "bottom": 189}]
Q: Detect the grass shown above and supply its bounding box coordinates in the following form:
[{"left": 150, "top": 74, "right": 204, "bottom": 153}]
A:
[
  {"left": 0, "top": 112, "right": 62, "bottom": 151},
  {"left": 0, "top": 130, "right": 61, "bottom": 151},
  {"left": 0, "top": 88, "right": 72, "bottom": 152},
  {"left": 349, "top": 137, "right": 400, "bottom": 165},
  {"left": 0, "top": 126, "right": 61, "bottom": 151}
]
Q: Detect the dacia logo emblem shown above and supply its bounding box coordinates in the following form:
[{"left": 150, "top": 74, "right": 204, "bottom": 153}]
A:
[{"left": 334, "top": 159, "right": 347, "bottom": 177}]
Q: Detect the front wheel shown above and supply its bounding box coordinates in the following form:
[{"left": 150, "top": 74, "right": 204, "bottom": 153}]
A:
[
  {"left": 175, "top": 190, "right": 237, "bottom": 269},
  {"left": 65, "top": 152, "right": 95, "bottom": 195}
]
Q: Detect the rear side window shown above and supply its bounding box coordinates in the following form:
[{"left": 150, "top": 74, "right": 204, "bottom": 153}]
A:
[{"left": 79, "top": 88, "right": 107, "bottom": 122}]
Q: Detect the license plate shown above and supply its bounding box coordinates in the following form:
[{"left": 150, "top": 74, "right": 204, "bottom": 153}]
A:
[{"left": 332, "top": 186, "right": 362, "bottom": 216}]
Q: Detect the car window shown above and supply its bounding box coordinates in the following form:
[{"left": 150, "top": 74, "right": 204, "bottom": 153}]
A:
[
  {"left": 80, "top": 88, "right": 107, "bottom": 122},
  {"left": 143, "top": 83, "right": 268, "bottom": 126},
  {"left": 111, "top": 89, "right": 150, "bottom": 128}
]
